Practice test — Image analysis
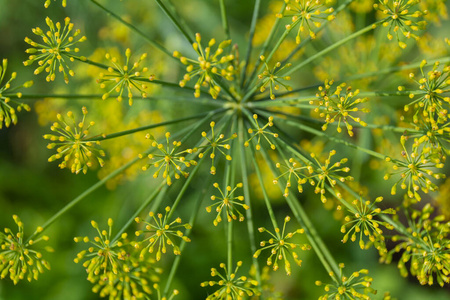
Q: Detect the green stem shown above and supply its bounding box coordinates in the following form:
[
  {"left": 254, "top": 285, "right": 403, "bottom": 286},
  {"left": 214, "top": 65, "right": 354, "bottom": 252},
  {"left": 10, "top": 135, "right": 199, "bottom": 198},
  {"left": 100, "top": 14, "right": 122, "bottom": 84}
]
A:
[
  {"left": 219, "top": 0, "right": 231, "bottom": 41},
  {"left": 90, "top": 0, "right": 176, "bottom": 60},
  {"left": 112, "top": 183, "right": 168, "bottom": 242},
  {"left": 240, "top": 0, "right": 261, "bottom": 89},
  {"left": 163, "top": 175, "right": 212, "bottom": 297},
  {"left": 27, "top": 156, "right": 141, "bottom": 242},
  {"left": 154, "top": 0, "right": 194, "bottom": 45},
  {"left": 243, "top": 2, "right": 287, "bottom": 91},
  {"left": 90, "top": 108, "right": 227, "bottom": 142},
  {"left": 284, "top": 23, "right": 379, "bottom": 76},
  {"left": 237, "top": 116, "right": 262, "bottom": 294}
]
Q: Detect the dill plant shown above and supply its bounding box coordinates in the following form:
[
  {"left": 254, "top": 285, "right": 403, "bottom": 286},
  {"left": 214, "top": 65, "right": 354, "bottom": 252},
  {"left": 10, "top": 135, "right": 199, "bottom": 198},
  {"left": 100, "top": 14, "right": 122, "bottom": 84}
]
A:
[{"left": 1, "top": 0, "right": 450, "bottom": 299}]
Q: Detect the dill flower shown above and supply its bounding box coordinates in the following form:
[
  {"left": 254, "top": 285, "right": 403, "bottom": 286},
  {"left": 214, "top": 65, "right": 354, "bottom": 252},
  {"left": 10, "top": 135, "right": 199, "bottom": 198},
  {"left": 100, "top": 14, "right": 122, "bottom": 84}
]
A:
[
  {"left": 74, "top": 218, "right": 159, "bottom": 299},
  {"left": 315, "top": 263, "right": 376, "bottom": 300},
  {"left": 24, "top": 17, "right": 86, "bottom": 83},
  {"left": 173, "top": 33, "right": 234, "bottom": 99},
  {"left": 341, "top": 196, "right": 395, "bottom": 251},
  {"left": 273, "top": 158, "right": 310, "bottom": 197},
  {"left": 374, "top": 0, "right": 427, "bottom": 48},
  {"left": 308, "top": 150, "right": 353, "bottom": 203},
  {"left": 44, "top": 0, "right": 67, "bottom": 8},
  {"left": 380, "top": 204, "right": 450, "bottom": 286},
  {"left": 0, "top": 59, "right": 33, "bottom": 129},
  {"left": 244, "top": 114, "right": 278, "bottom": 150},
  {"left": 44, "top": 106, "right": 106, "bottom": 174},
  {"left": 384, "top": 135, "right": 445, "bottom": 200},
  {"left": 198, "top": 121, "right": 237, "bottom": 175},
  {"left": 257, "top": 56, "right": 292, "bottom": 99},
  {"left": 207, "top": 183, "right": 249, "bottom": 226},
  {"left": 151, "top": 283, "right": 179, "bottom": 300},
  {"left": 140, "top": 132, "right": 197, "bottom": 186},
  {"left": 134, "top": 206, "right": 191, "bottom": 261},
  {"left": 200, "top": 261, "right": 259, "bottom": 300},
  {"left": 0, "top": 215, "right": 51, "bottom": 284},
  {"left": 253, "top": 216, "right": 310, "bottom": 275},
  {"left": 98, "top": 48, "right": 153, "bottom": 106},
  {"left": 278, "top": 0, "right": 335, "bottom": 44},
  {"left": 404, "top": 60, "right": 450, "bottom": 126},
  {"left": 312, "top": 80, "right": 369, "bottom": 137}
]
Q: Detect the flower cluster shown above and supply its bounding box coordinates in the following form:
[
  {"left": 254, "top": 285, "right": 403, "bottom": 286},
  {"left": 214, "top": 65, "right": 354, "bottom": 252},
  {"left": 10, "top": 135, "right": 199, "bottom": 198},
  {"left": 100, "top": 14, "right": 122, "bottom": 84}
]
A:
[
  {"left": 44, "top": 0, "right": 67, "bottom": 8},
  {"left": 341, "top": 196, "right": 395, "bottom": 251},
  {"left": 134, "top": 206, "right": 191, "bottom": 261},
  {"left": 200, "top": 261, "right": 259, "bottom": 299},
  {"left": 278, "top": 0, "right": 335, "bottom": 43},
  {"left": 174, "top": 33, "right": 234, "bottom": 99},
  {"left": 273, "top": 157, "right": 311, "bottom": 197},
  {"left": 0, "top": 59, "right": 33, "bottom": 129},
  {"left": 380, "top": 204, "right": 450, "bottom": 287},
  {"left": 44, "top": 106, "right": 105, "bottom": 174},
  {"left": 197, "top": 121, "right": 237, "bottom": 175},
  {"left": 98, "top": 48, "right": 154, "bottom": 105},
  {"left": 206, "top": 183, "right": 248, "bottom": 226},
  {"left": 312, "top": 80, "right": 369, "bottom": 137},
  {"left": 254, "top": 216, "right": 310, "bottom": 275},
  {"left": 384, "top": 135, "right": 445, "bottom": 201},
  {"left": 257, "top": 56, "right": 292, "bottom": 99},
  {"left": 24, "top": 17, "right": 86, "bottom": 83},
  {"left": 140, "top": 132, "right": 197, "bottom": 186},
  {"left": 315, "top": 263, "right": 376, "bottom": 300},
  {"left": 404, "top": 60, "right": 450, "bottom": 127},
  {"left": 245, "top": 114, "right": 278, "bottom": 150},
  {"left": 74, "top": 218, "right": 161, "bottom": 299},
  {"left": 0, "top": 215, "right": 51, "bottom": 284},
  {"left": 374, "top": 0, "right": 427, "bottom": 48}
]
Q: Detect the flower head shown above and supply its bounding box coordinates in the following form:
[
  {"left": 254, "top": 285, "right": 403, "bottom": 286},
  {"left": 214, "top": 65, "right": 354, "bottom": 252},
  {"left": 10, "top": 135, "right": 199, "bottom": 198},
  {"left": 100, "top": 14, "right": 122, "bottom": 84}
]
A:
[
  {"left": 44, "top": 0, "right": 67, "bottom": 8},
  {"left": 384, "top": 135, "right": 445, "bottom": 201},
  {"left": 24, "top": 17, "right": 86, "bottom": 83},
  {"left": 174, "top": 33, "right": 234, "bottom": 99},
  {"left": 0, "top": 59, "right": 33, "bottom": 129},
  {"left": 308, "top": 150, "right": 353, "bottom": 203},
  {"left": 244, "top": 114, "right": 279, "bottom": 150},
  {"left": 341, "top": 196, "right": 395, "bottom": 251},
  {"left": 207, "top": 183, "right": 249, "bottom": 226},
  {"left": 74, "top": 218, "right": 160, "bottom": 299},
  {"left": 380, "top": 204, "right": 450, "bottom": 287},
  {"left": 374, "top": 0, "right": 427, "bottom": 48},
  {"left": 278, "top": 0, "right": 335, "bottom": 44},
  {"left": 312, "top": 80, "right": 369, "bottom": 137},
  {"left": 43, "top": 106, "right": 105, "bottom": 174},
  {"left": 134, "top": 206, "right": 191, "bottom": 261},
  {"left": 0, "top": 215, "right": 51, "bottom": 284},
  {"left": 198, "top": 121, "right": 237, "bottom": 175},
  {"left": 140, "top": 132, "right": 197, "bottom": 186},
  {"left": 254, "top": 216, "right": 310, "bottom": 275},
  {"left": 98, "top": 48, "right": 154, "bottom": 106},
  {"left": 273, "top": 158, "right": 310, "bottom": 197},
  {"left": 404, "top": 60, "right": 450, "bottom": 127},
  {"left": 316, "top": 263, "right": 376, "bottom": 300},
  {"left": 200, "top": 261, "right": 259, "bottom": 300},
  {"left": 257, "top": 56, "right": 292, "bottom": 100}
]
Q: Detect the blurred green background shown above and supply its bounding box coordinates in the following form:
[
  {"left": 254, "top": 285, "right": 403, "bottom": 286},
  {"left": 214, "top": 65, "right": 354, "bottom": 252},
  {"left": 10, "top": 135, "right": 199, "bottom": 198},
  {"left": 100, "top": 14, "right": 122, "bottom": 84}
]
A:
[{"left": 1, "top": 0, "right": 450, "bottom": 299}]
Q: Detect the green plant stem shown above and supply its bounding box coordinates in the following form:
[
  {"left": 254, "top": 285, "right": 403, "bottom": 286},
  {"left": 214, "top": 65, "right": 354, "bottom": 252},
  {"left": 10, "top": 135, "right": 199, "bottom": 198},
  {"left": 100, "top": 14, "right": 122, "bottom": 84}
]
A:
[
  {"left": 90, "top": 0, "right": 176, "bottom": 60},
  {"left": 243, "top": 2, "right": 287, "bottom": 91},
  {"left": 284, "top": 23, "right": 378, "bottom": 77},
  {"left": 219, "top": 0, "right": 231, "bottom": 41},
  {"left": 256, "top": 135, "right": 340, "bottom": 276},
  {"left": 257, "top": 109, "right": 387, "bottom": 160},
  {"left": 112, "top": 183, "right": 168, "bottom": 242},
  {"left": 240, "top": 0, "right": 261, "bottom": 89},
  {"left": 90, "top": 108, "right": 227, "bottom": 142},
  {"left": 163, "top": 176, "right": 212, "bottom": 297},
  {"left": 26, "top": 156, "right": 141, "bottom": 243},
  {"left": 238, "top": 116, "right": 262, "bottom": 294},
  {"left": 154, "top": 0, "right": 194, "bottom": 45}
]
